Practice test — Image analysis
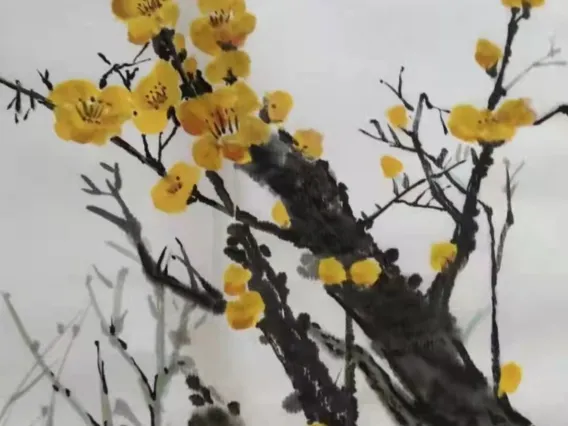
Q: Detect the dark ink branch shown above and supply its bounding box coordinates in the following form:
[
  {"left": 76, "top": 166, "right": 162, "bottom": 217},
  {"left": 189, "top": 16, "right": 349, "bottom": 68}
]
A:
[
  {"left": 359, "top": 160, "right": 464, "bottom": 229},
  {"left": 238, "top": 126, "right": 532, "bottom": 425},
  {"left": 428, "top": 8, "right": 525, "bottom": 310},
  {"left": 380, "top": 66, "right": 415, "bottom": 112},
  {"left": 97, "top": 44, "right": 151, "bottom": 90},
  {"left": 533, "top": 103, "right": 568, "bottom": 125},
  {"left": 407, "top": 93, "right": 462, "bottom": 221},
  {"left": 343, "top": 313, "right": 357, "bottom": 426},
  {"left": 309, "top": 320, "right": 436, "bottom": 426},
  {"left": 0, "top": 76, "right": 299, "bottom": 246},
  {"left": 480, "top": 161, "right": 516, "bottom": 399},
  {"left": 224, "top": 223, "right": 352, "bottom": 426},
  {"left": 83, "top": 162, "right": 226, "bottom": 314}
]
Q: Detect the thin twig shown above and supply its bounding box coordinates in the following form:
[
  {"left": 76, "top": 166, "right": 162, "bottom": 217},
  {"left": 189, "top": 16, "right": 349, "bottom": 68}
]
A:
[
  {"left": 309, "top": 322, "right": 423, "bottom": 425},
  {"left": 379, "top": 66, "right": 414, "bottom": 111},
  {"left": 480, "top": 203, "right": 502, "bottom": 395},
  {"left": 360, "top": 160, "right": 464, "bottom": 228},
  {"left": 158, "top": 124, "right": 179, "bottom": 162},
  {"left": 408, "top": 94, "right": 461, "bottom": 221},
  {"left": 504, "top": 36, "right": 565, "bottom": 91},
  {"left": 94, "top": 341, "right": 114, "bottom": 426},
  {"left": 85, "top": 165, "right": 226, "bottom": 313},
  {"left": 2, "top": 294, "right": 100, "bottom": 426},
  {"left": 479, "top": 161, "right": 515, "bottom": 395},
  {"left": 0, "top": 304, "right": 88, "bottom": 425},
  {"left": 85, "top": 277, "right": 156, "bottom": 424},
  {"left": 45, "top": 307, "right": 91, "bottom": 426},
  {"left": 343, "top": 314, "right": 357, "bottom": 426},
  {"left": 153, "top": 280, "right": 167, "bottom": 426}
]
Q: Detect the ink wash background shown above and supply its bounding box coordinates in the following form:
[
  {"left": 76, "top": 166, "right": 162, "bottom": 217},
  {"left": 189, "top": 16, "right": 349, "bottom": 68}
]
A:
[{"left": 1, "top": 0, "right": 567, "bottom": 425}]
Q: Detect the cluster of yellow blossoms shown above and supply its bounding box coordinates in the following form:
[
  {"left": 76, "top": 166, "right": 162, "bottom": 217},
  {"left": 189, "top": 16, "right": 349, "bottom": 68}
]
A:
[
  {"left": 448, "top": 99, "right": 535, "bottom": 144},
  {"left": 383, "top": 90, "right": 536, "bottom": 148},
  {"left": 315, "top": 241, "right": 458, "bottom": 289},
  {"left": 318, "top": 257, "right": 382, "bottom": 287},
  {"left": 47, "top": 0, "right": 329, "bottom": 217},
  {"left": 42, "top": 0, "right": 330, "bottom": 336},
  {"left": 223, "top": 263, "right": 265, "bottom": 330},
  {"left": 449, "top": 0, "right": 541, "bottom": 144},
  {"left": 380, "top": 1, "right": 543, "bottom": 150}
]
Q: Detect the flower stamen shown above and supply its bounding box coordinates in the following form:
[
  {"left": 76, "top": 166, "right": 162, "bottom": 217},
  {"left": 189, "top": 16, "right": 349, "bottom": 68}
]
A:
[
  {"left": 166, "top": 176, "right": 183, "bottom": 195},
  {"left": 136, "top": 0, "right": 163, "bottom": 16},
  {"left": 145, "top": 83, "right": 168, "bottom": 109},
  {"left": 209, "top": 9, "right": 232, "bottom": 27},
  {"left": 75, "top": 97, "right": 109, "bottom": 125}
]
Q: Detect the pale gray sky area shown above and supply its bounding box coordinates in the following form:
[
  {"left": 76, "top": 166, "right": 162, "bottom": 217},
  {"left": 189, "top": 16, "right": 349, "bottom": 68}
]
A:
[{"left": 0, "top": 0, "right": 567, "bottom": 425}]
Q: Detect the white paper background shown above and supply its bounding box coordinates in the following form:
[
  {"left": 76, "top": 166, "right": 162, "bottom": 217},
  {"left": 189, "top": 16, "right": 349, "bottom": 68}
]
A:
[{"left": 1, "top": 0, "right": 567, "bottom": 425}]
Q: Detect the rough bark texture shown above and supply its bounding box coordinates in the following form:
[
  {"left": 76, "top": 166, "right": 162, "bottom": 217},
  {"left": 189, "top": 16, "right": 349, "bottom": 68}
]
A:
[{"left": 240, "top": 134, "right": 533, "bottom": 426}]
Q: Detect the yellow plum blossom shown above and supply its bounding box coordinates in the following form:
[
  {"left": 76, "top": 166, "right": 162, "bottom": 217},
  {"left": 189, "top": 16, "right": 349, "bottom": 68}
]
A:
[
  {"left": 448, "top": 105, "right": 514, "bottom": 143},
  {"left": 205, "top": 50, "right": 251, "bottom": 84},
  {"left": 150, "top": 162, "right": 201, "bottom": 213},
  {"left": 271, "top": 200, "right": 291, "bottom": 228},
  {"left": 225, "top": 290, "right": 265, "bottom": 330},
  {"left": 476, "top": 110, "right": 517, "bottom": 143},
  {"left": 190, "top": 0, "right": 256, "bottom": 56},
  {"left": 430, "top": 241, "right": 457, "bottom": 272},
  {"left": 111, "top": 0, "right": 180, "bottom": 45},
  {"left": 448, "top": 99, "right": 535, "bottom": 144},
  {"left": 386, "top": 105, "right": 409, "bottom": 129},
  {"left": 293, "top": 129, "right": 323, "bottom": 159},
  {"left": 318, "top": 257, "right": 347, "bottom": 285},
  {"left": 349, "top": 258, "right": 382, "bottom": 287},
  {"left": 448, "top": 105, "right": 484, "bottom": 142},
  {"left": 263, "top": 90, "right": 294, "bottom": 123},
  {"left": 493, "top": 98, "right": 536, "bottom": 127},
  {"left": 48, "top": 80, "right": 133, "bottom": 145},
  {"left": 502, "top": 0, "right": 544, "bottom": 8},
  {"left": 475, "top": 39, "right": 502, "bottom": 72},
  {"left": 498, "top": 362, "right": 523, "bottom": 397},
  {"left": 380, "top": 155, "right": 403, "bottom": 179},
  {"left": 223, "top": 263, "right": 252, "bottom": 296},
  {"left": 177, "top": 81, "right": 269, "bottom": 170},
  {"left": 132, "top": 60, "right": 181, "bottom": 134}
]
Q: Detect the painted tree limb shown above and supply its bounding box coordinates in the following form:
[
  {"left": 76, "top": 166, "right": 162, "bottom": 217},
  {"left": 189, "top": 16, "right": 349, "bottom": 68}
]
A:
[
  {"left": 225, "top": 223, "right": 352, "bottom": 426},
  {"left": 309, "top": 320, "right": 432, "bottom": 426},
  {"left": 239, "top": 129, "right": 532, "bottom": 425}
]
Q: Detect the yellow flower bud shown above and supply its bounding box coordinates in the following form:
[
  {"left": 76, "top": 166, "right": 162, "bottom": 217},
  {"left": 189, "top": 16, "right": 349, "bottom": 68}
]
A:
[
  {"left": 498, "top": 362, "right": 523, "bottom": 397},
  {"left": 349, "top": 258, "right": 382, "bottom": 287},
  {"left": 271, "top": 200, "right": 291, "bottom": 228},
  {"left": 225, "top": 291, "right": 265, "bottom": 330},
  {"left": 223, "top": 264, "right": 252, "bottom": 296},
  {"left": 386, "top": 105, "right": 408, "bottom": 129},
  {"left": 380, "top": 155, "right": 404, "bottom": 179},
  {"left": 318, "top": 257, "right": 347, "bottom": 285},
  {"left": 430, "top": 241, "right": 457, "bottom": 272},
  {"left": 475, "top": 39, "right": 502, "bottom": 71}
]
